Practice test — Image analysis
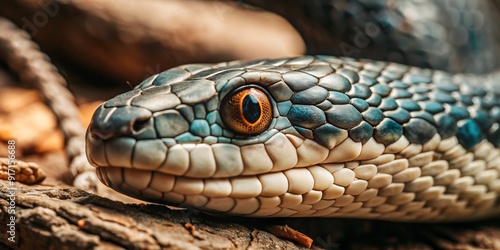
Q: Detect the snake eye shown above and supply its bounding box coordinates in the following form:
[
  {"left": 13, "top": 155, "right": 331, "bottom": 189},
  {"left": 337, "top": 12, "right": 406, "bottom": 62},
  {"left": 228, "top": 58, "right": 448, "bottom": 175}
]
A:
[{"left": 220, "top": 87, "right": 272, "bottom": 135}]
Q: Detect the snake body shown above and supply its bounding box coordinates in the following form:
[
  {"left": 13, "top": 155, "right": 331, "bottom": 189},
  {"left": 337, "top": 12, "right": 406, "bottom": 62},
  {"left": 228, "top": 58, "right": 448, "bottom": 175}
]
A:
[
  {"left": 86, "top": 55, "right": 500, "bottom": 221},
  {"left": 86, "top": 0, "right": 500, "bottom": 221}
]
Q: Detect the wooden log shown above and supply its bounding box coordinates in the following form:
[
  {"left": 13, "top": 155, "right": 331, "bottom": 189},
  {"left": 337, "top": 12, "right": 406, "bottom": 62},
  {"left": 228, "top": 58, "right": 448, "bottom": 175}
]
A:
[
  {"left": 1, "top": 179, "right": 499, "bottom": 249},
  {"left": 0, "top": 180, "right": 307, "bottom": 249}
]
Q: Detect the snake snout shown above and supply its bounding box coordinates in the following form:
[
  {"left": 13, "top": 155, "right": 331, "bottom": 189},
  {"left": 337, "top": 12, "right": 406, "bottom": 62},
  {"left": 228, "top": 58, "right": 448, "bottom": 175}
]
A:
[{"left": 88, "top": 104, "right": 154, "bottom": 140}]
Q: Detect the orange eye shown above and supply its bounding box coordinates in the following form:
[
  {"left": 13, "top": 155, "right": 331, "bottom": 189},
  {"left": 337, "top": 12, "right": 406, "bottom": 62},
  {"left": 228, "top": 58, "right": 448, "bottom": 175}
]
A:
[{"left": 220, "top": 87, "right": 272, "bottom": 135}]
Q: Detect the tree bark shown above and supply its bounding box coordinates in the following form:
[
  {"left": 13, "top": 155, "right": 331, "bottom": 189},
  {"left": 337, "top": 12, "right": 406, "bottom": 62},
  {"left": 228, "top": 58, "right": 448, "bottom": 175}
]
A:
[
  {"left": 1, "top": 179, "right": 499, "bottom": 249},
  {"left": 0, "top": 180, "right": 308, "bottom": 250}
]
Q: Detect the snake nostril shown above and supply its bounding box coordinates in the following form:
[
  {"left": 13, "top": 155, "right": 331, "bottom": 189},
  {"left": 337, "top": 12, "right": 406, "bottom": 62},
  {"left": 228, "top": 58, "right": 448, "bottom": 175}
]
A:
[
  {"left": 90, "top": 131, "right": 100, "bottom": 140},
  {"left": 132, "top": 118, "right": 150, "bottom": 133}
]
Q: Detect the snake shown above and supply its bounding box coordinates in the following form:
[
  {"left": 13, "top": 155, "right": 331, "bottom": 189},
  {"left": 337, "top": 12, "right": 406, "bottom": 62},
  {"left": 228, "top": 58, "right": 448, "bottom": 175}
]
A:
[{"left": 85, "top": 1, "right": 500, "bottom": 221}]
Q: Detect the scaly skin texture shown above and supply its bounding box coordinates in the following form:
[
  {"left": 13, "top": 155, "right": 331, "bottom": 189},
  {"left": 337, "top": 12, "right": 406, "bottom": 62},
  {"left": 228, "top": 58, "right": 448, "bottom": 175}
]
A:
[{"left": 86, "top": 56, "right": 500, "bottom": 221}]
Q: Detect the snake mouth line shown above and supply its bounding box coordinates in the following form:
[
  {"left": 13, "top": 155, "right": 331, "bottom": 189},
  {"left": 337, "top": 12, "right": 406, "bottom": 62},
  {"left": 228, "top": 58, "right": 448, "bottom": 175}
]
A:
[{"left": 87, "top": 129, "right": 348, "bottom": 179}]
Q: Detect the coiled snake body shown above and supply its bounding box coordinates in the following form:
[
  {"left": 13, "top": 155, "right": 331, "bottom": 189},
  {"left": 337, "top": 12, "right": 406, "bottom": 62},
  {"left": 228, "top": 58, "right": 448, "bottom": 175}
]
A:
[
  {"left": 86, "top": 55, "right": 500, "bottom": 221},
  {"left": 86, "top": 1, "right": 500, "bottom": 221}
]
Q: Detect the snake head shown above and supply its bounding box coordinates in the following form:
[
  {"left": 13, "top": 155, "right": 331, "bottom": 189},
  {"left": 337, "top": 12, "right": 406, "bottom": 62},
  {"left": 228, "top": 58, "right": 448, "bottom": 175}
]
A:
[{"left": 86, "top": 56, "right": 499, "bottom": 219}]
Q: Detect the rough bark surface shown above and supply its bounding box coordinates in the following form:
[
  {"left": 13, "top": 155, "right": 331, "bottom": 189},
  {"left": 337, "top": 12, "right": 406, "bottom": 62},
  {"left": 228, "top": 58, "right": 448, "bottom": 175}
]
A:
[
  {"left": 1, "top": 179, "right": 500, "bottom": 250},
  {"left": 0, "top": 180, "right": 308, "bottom": 250}
]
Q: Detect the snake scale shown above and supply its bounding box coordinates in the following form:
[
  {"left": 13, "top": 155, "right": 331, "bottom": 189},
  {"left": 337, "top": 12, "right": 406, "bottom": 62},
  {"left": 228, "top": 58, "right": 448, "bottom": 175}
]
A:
[{"left": 86, "top": 1, "right": 500, "bottom": 221}]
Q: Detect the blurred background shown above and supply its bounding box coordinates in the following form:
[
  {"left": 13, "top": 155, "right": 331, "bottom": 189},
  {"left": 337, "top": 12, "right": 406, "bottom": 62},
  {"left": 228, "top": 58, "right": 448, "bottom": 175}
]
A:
[{"left": 1, "top": 0, "right": 500, "bottom": 248}]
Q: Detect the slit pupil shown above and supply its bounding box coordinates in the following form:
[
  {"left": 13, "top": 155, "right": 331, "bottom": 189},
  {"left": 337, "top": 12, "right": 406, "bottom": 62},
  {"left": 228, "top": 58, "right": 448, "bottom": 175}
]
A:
[{"left": 242, "top": 94, "right": 261, "bottom": 124}]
